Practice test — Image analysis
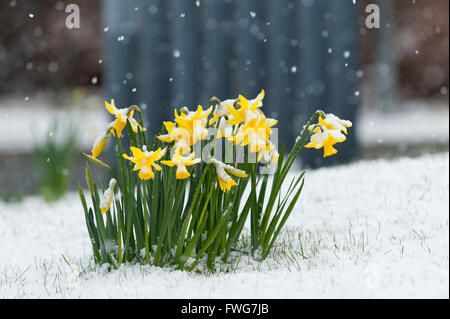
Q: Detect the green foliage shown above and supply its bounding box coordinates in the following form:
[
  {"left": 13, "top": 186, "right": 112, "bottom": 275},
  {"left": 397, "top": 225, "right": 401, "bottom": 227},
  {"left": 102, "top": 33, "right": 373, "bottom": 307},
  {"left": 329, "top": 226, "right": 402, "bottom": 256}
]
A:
[
  {"left": 0, "top": 190, "right": 24, "bottom": 203},
  {"left": 33, "top": 120, "right": 78, "bottom": 202}
]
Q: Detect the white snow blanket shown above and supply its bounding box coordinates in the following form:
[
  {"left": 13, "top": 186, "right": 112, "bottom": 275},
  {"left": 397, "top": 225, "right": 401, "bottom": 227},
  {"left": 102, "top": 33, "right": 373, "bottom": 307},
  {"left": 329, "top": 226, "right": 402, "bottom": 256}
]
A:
[{"left": 0, "top": 153, "right": 448, "bottom": 298}]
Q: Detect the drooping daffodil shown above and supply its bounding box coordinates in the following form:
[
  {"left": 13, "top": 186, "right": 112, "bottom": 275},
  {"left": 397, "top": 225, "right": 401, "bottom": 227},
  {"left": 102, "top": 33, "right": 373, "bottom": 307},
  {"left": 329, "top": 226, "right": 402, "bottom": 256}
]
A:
[
  {"left": 210, "top": 158, "right": 248, "bottom": 192},
  {"left": 123, "top": 146, "right": 166, "bottom": 180},
  {"left": 305, "top": 127, "right": 347, "bottom": 158},
  {"left": 90, "top": 100, "right": 144, "bottom": 159},
  {"left": 317, "top": 113, "right": 352, "bottom": 134},
  {"left": 105, "top": 100, "right": 143, "bottom": 138}
]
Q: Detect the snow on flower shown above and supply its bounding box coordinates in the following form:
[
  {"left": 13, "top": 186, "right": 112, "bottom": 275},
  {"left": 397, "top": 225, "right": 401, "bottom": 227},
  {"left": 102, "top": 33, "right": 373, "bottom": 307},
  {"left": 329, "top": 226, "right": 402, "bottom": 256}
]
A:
[
  {"left": 100, "top": 178, "right": 116, "bottom": 215},
  {"left": 210, "top": 157, "right": 248, "bottom": 192}
]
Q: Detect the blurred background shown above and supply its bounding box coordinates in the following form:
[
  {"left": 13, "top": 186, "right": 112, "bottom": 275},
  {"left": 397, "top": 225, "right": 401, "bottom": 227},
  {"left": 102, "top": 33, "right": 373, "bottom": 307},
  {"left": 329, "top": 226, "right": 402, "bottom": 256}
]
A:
[{"left": 0, "top": 0, "right": 448, "bottom": 200}]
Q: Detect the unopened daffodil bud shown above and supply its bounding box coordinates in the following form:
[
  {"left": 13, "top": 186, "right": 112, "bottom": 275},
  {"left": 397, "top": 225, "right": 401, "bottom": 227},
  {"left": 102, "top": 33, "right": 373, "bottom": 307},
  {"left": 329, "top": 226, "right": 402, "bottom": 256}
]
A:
[
  {"left": 91, "top": 130, "right": 110, "bottom": 159},
  {"left": 100, "top": 178, "right": 116, "bottom": 215}
]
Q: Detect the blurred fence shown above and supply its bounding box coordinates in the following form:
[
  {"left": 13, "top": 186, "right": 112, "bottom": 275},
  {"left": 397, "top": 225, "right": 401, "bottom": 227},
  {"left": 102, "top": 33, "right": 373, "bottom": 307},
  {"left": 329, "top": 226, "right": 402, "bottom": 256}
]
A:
[{"left": 103, "top": 0, "right": 360, "bottom": 167}]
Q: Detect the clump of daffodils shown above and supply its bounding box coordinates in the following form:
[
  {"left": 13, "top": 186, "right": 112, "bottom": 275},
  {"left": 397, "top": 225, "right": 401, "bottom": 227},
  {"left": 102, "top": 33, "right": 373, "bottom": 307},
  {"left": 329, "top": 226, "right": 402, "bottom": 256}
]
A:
[{"left": 79, "top": 91, "right": 351, "bottom": 271}]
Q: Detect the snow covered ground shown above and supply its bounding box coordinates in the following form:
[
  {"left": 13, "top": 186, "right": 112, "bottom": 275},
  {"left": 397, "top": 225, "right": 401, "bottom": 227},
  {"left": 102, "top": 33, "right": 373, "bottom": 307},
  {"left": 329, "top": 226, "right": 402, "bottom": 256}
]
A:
[
  {"left": 0, "top": 153, "right": 448, "bottom": 299},
  {"left": 357, "top": 102, "right": 449, "bottom": 146},
  {"left": 0, "top": 94, "right": 108, "bottom": 153}
]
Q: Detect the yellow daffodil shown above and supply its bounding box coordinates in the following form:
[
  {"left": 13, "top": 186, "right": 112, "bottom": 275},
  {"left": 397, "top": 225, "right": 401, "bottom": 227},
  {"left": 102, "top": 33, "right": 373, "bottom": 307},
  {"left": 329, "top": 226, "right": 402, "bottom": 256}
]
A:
[
  {"left": 105, "top": 100, "right": 143, "bottom": 138},
  {"left": 318, "top": 113, "right": 352, "bottom": 134},
  {"left": 209, "top": 98, "right": 236, "bottom": 125},
  {"left": 161, "top": 149, "right": 200, "bottom": 179},
  {"left": 175, "top": 105, "right": 212, "bottom": 143},
  {"left": 91, "top": 100, "right": 145, "bottom": 159},
  {"left": 259, "top": 141, "right": 280, "bottom": 163},
  {"left": 210, "top": 158, "right": 248, "bottom": 192},
  {"left": 158, "top": 105, "right": 212, "bottom": 153},
  {"left": 158, "top": 121, "right": 192, "bottom": 154},
  {"left": 226, "top": 90, "right": 265, "bottom": 125},
  {"left": 305, "top": 127, "right": 346, "bottom": 158},
  {"left": 123, "top": 146, "right": 166, "bottom": 180},
  {"left": 231, "top": 116, "right": 277, "bottom": 155},
  {"left": 100, "top": 178, "right": 116, "bottom": 215}
]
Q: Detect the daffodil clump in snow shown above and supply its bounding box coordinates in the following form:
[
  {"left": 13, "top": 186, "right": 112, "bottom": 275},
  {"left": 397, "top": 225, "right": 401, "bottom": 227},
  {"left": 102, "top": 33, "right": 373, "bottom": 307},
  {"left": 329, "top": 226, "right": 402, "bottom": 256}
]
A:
[{"left": 79, "top": 90, "right": 352, "bottom": 271}]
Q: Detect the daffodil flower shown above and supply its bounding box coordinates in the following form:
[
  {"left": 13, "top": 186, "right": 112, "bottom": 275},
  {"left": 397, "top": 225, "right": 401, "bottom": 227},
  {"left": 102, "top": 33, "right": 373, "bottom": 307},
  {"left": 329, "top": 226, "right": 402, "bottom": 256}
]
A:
[
  {"left": 123, "top": 146, "right": 166, "bottom": 180},
  {"left": 175, "top": 105, "right": 212, "bottom": 143},
  {"left": 90, "top": 101, "right": 144, "bottom": 159},
  {"left": 226, "top": 90, "right": 265, "bottom": 125},
  {"left": 259, "top": 141, "right": 280, "bottom": 163},
  {"left": 231, "top": 116, "right": 277, "bottom": 156},
  {"left": 305, "top": 126, "right": 346, "bottom": 158},
  {"left": 319, "top": 113, "right": 352, "bottom": 134},
  {"left": 158, "top": 121, "right": 192, "bottom": 154},
  {"left": 158, "top": 105, "right": 212, "bottom": 152},
  {"left": 209, "top": 98, "right": 236, "bottom": 125},
  {"left": 161, "top": 149, "right": 200, "bottom": 179},
  {"left": 105, "top": 100, "right": 143, "bottom": 138},
  {"left": 318, "top": 113, "right": 352, "bottom": 134},
  {"left": 210, "top": 158, "right": 248, "bottom": 192},
  {"left": 100, "top": 178, "right": 116, "bottom": 215}
]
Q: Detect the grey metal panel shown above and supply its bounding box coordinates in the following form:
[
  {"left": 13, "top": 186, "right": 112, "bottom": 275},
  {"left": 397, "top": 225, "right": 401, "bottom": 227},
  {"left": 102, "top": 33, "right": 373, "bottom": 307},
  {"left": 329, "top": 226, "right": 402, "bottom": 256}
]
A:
[{"left": 103, "top": 0, "right": 360, "bottom": 167}]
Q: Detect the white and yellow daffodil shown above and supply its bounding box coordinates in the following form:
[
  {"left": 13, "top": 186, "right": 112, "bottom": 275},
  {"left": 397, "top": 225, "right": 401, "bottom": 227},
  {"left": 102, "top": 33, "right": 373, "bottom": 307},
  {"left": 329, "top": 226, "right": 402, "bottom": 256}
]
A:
[
  {"left": 318, "top": 113, "right": 352, "bottom": 134},
  {"left": 105, "top": 100, "right": 143, "bottom": 138},
  {"left": 123, "top": 146, "right": 166, "bottom": 180},
  {"left": 175, "top": 105, "right": 212, "bottom": 143},
  {"left": 231, "top": 116, "right": 277, "bottom": 155},
  {"left": 259, "top": 141, "right": 280, "bottom": 163},
  {"left": 209, "top": 98, "right": 236, "bottom": 125},
  {"left": 161, "top": 148, "right": 200, "bottom": 179},
  {"left": 158, "top": 121, "right": 192, "bottom": 154},
  {"left": 319, "top": 113, "right": 352, "bottom": 134},
  {"left": 91, "top": 100, "right": 145, "bottom": 159},
  {"left": 305, "top": 126, "right": 346, "bottom": 158},
  {"left": 226, "top": 90, "right": 265, "bottom": 125},
  {"left": 158, "top": 105, "right": 212, "bottom": 153},
  {"left": 99, "top": 178, "right": 116, "bottom": 215},
  {"left": 210, "top": 158, "right": 248, "bottom": 192}
]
